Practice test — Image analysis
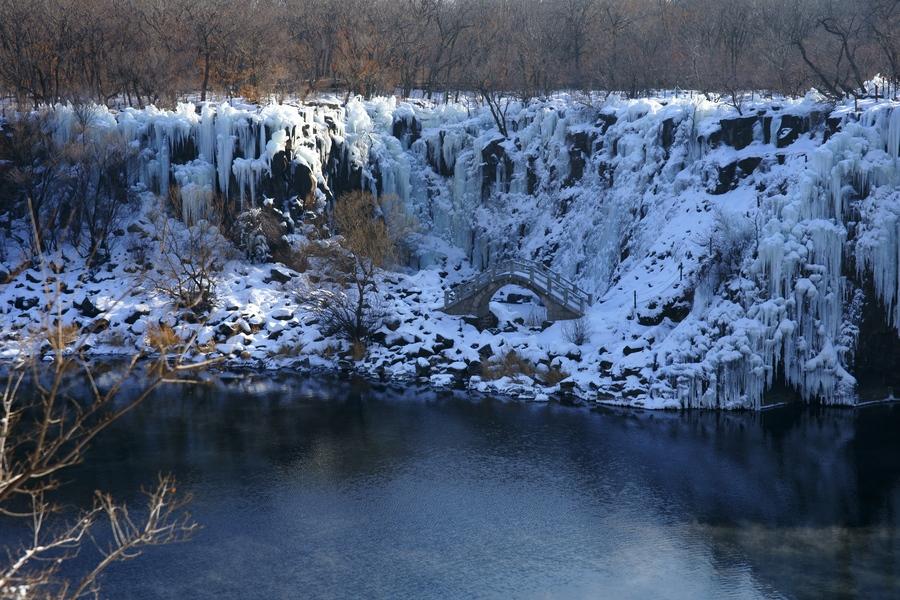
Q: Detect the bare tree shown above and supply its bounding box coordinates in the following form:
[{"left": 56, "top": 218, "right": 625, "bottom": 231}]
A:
[
  {"left": 0, "top": 349, "right": 207, "bottom": 598},
  {"left": 63, "top": 105, "right": 134, "bottom": 264},
  {"left": 1, "top": 232, "right": 214, "bottom": 597},
  {"left": 793, "top": 0, "right": 874, "bottom": 101},
  {"left": 301, "top": 191, "right": 410, "bottom": 351},
  {"left": 0, "top": 0, "right": 896, "bottom": 108}
]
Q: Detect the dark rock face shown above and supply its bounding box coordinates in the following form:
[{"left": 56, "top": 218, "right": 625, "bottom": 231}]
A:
[
  {"left": 716, "top": 116, "right": 758, "bottom": 150},
  {"left": 565, "top": 131, "right": 592, "bottom": 186},
  {"left": 426, "top": 131, "right": 460, "bottom": 177},
  {"left": 481, "top": 138, "right": 513, "bottom": 202},
  {"left": 660, "top": 118, "right": 677, "bottom": 152},
  {"left": 825, "top": 116, "right": 843, "bottom": 142},
  {"left": 852, "top": 286, "right": 900, "bottom": 400},
  {"left": 171, "top": 136, "right": 198, "bottom": 164},
  {"left": 622, "top": 344, "right": 644, "bottom": 357},
  {"left": 392, "top": 114, "right": 421, "bottom": 149},
  {"left": 596, "top": 113, "right": 617, "bottom": 134},
  {"left": 775, "top": 115, "right": 806, "bottom": 148},
  {"left": 267, "top": 149, "right": 293, "bottom": 204},
  {"left": 124, "top": 309, "right": 148, "bottom": 325},
  {"left": 598, "top": 161, "right": 613, "bottom": 187},
  {"left": 266, "top": 268, "right": 292, "bottom": 284},
  {"left": 775, "top": 112, "right": 825, "bottom": 148},
  {"left": 637, "top": 292, "right": 693, "bottom": 327},
  {"left": 713, "top": 157, "right": 763, "bottom": 195},
  {"left": 292, "top": 162, "right": 316, "bottom": 208},
  {"left": 14, "top": 297, "right": 38, "bottom": 311},
  {"left": 526, "top": 156, "right": 538, "bottom": 195},
  {"left": 327, "top": 143, "right": 365, "bottom": 199}
]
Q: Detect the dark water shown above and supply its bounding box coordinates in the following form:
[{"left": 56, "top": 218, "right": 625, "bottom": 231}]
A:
[{"left": 7, "top": 374, "right": 900, "bottom": 599}]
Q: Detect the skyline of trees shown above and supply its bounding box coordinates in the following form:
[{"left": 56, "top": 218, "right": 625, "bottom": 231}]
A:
[{"left": 0, "top": 0, "right": 898, "bottom": 108}]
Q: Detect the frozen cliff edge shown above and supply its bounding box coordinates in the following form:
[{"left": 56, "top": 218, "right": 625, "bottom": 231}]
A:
[{"left": 2, "top": 92, "right": 900, "bottom": 409}]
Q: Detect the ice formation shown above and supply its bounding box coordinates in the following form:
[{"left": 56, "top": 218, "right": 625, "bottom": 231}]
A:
[{"left": 30, "top": 92, "right": 900, "bottom": 409}]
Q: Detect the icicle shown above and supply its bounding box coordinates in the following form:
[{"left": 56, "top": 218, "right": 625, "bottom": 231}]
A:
[{"left": 215, "top": 103, "right": 235, "bottom": 197}]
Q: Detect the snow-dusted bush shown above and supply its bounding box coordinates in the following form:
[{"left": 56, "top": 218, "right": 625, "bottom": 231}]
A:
[
  {"left": 563, "top": 317, "right": 590, "bottom": 345},
  {"left": 301, "top": 287, "right": 385, "bottom": 349},
  {"left": 704, "top": 209, "right": 755, "bottom": 286},
  {"left": 233, "top": 205, "right": 299, "bottom": 265},
  {"left": 235, "top": 208, "right": 274, "bottom": 263},
  {"left": 149, "top": 218, "right": 229, "bottom": 313}
]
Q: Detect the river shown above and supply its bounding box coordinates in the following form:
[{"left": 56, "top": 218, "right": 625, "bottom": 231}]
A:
[{"left": 8, "top": 373, "right": 900, "bottom": 599}]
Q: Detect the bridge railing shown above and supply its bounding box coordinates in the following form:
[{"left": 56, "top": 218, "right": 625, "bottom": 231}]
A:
[{"left": 443, "top": 259, "right": 593, "bottom": 315}]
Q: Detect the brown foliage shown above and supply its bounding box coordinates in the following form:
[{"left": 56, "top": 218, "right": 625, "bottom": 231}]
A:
[
  {"left": 145, "top": 323, "right": 182, "bottom": 353},
  {"left": 481, "top": 350, "right": 537, "bottom": 381}
]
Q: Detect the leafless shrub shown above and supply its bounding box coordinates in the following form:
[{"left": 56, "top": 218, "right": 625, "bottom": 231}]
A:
[
  {"left": 64, "top": 110, "right": 134, "bottom": 266},
  {"left": 149, "top": 217, "right": 227, "bottom": 314},
  {"left": 303, "top": 287, "right": 386, "bottom": 348},
  {"left": 563, "top": 317, "right": 590, "bottom": 345}
]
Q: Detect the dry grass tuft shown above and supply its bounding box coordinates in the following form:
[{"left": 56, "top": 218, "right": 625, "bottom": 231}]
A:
[
  {"left": 145, "top": 323, "right": 181, "bottom": 352},
  {"left": 481, "top": 350, "right": 536, "bottom": 380},
  {"left": 46, "top": 323, "right": 80, "bottom": 352},
  {"left": 540, "top": 364, "right": 569, "bottom": 385},
  {"left": 273, "top": 340, "right": 304, "bottom": 357}
]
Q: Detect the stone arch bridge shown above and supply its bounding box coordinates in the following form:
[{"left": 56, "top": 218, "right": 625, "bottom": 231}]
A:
[{"left": 442, "top": 259, "right": 592, "bottom": 328}]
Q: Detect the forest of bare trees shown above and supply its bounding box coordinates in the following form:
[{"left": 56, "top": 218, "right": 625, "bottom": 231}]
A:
[{"left": 0, "top": 0, "right": 898, "bottom": 107}]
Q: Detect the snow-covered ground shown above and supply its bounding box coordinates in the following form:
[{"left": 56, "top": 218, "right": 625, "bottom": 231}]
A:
[{"left": 3, "top": 91, "right": 900, "bottom": 409}]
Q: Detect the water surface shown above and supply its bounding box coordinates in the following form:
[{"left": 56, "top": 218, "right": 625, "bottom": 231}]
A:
[{"left": 14, "top": 374, "right": 900, "bottom": 599}]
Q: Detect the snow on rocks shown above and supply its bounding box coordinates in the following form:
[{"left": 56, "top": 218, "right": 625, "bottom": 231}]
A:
[{"left": 3, "top": 92, "right": 900, "bottom": 409}]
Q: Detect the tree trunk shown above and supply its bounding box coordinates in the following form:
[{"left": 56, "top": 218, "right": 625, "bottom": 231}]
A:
[{"left": 201, "top": 50, "right": 211, "bottom": 102}]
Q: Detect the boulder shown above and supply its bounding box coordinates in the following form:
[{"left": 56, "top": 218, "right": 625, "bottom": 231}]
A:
[
  {"left": 14, "top": 297, "right": 38, "bottom": 311},
  {"left": 84, "top": 318, "right": 110, "bottom": 334},
  {"left": 74, "top": 297, "right": 102, "bottom": 318},
  {"left": 267, "top": 268, "right": 292, "bottom": 284}
]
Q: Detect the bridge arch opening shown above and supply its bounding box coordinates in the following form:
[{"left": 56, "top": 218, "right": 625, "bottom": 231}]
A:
[{"left": 490, "top": 285, "right": 547, "bottom": 328}]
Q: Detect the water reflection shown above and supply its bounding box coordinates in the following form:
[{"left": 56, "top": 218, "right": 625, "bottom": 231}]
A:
[{"left": 14, "top": 373, "right": 900, "bottom": 599}]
